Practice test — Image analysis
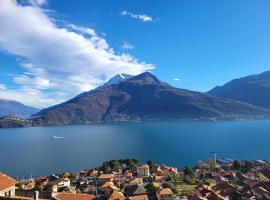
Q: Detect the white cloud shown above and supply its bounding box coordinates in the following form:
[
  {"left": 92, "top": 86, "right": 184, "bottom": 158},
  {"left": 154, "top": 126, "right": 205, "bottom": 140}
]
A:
[
  {"left": 121, "top": 11, "right": 153, "bottom": 22},
  {"left": 0, "top": 87, "right": 66, "bottom": 108},
  {"left": 0, "top": 83, "right": 6, "bottom": 90},
  {"left": 67, "top": 24, "right": 96, "bottom": 37},
  {"left": 28, "top": 0, "right": 47, "bottom": 6},
  {"left": 13, "top": 74, "right": 51, "bottom": 89},
  {"left": 121, "top": 42, "right": 134, "bottom": 50},
  {"left": 173, "top": 78, "right": 180, "bottom": 81},
  {"left": 0, "top": 1, "right": 154, "bottom": 108}
]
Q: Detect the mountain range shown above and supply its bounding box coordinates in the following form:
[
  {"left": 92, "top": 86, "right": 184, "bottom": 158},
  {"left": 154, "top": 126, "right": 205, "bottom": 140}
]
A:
[
  {"left": 0, "top": 99, "right": 39, "bottom": 118},
  {"left": 31, "top": 72, "right": 269, "bottom": 126},
  {"left": 208, "top": 71, "right": 270, "bottom": 109},
  {"left": 1, "top": 71, "right": 270, "bottom": 128}
]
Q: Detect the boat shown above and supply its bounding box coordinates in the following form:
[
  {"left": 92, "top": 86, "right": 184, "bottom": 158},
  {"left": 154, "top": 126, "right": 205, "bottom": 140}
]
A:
[{"left": 52, "top": 136, "right": 64, "bottom": 139}]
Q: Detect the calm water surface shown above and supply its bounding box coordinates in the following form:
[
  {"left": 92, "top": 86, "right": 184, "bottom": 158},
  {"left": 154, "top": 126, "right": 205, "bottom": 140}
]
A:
[{"left": 1, "top": 120, "right": 270, "bottom": 177}]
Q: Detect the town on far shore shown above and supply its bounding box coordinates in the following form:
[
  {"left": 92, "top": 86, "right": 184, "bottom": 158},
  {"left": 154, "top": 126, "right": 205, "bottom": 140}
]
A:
[{"left": 1, "top": 158, "right": 270, "bottom": 200}]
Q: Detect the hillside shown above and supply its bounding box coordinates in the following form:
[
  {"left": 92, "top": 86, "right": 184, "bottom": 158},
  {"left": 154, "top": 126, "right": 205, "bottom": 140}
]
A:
[
  {"left": 208, "top": 71, "right": 270, "bottom": 109},
  {"left": 32, "top": 72, "right": 269, "bottom": 125}
]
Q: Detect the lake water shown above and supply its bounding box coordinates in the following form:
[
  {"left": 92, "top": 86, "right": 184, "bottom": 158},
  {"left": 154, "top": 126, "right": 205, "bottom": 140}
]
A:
[{"left": 1, "top": 120, "right": 270, "bottom": 178}]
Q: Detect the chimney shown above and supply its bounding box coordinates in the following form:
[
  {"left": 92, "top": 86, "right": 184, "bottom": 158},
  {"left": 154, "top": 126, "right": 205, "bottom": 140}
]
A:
[{"left": 34, "top": 191, "right": 39, "bottom": 200}]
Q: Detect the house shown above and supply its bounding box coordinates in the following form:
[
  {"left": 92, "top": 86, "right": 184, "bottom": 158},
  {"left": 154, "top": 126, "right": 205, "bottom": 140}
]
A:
[
  {"left": 154, "top": 176, "right": 166, "bottom": 183},
  {"left": 101, "top": 182, "right": 120, "bottom": 196},
  {"left": 57, "top": 178, "right": 70, "bottom": 188},
  {"left": 137, "top": 165, "right": 149, "bottom": 177},
  {"left": 0, "top": 173, "right": 17, "bottom": 197},
  {"left": 98, "top": 174, "right": 115, "bottom": 184},
  {"left": 155, "top": 166, "right": 177, "bottom": 177},
  {"left": 21, "top": 180, "right": 35, "bottom": 190},
  {"left": 52, "top": 192, "right": 95, "bottom": 200},
  {"left": 90, "top": 170, "right": 99, "bottom": 177},
  {"left": 124, "top": 171, "right": 133, "bottom": 179},
  {"left": 128, "top": 178, "right": 143, "bottom": 186},
  {"left": 156, "top": 188, "right": 174, "bottom": 200}
]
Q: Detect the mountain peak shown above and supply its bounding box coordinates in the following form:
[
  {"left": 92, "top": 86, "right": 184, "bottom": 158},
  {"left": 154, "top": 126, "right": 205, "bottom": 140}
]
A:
[
  {"left": 102, "top": 73, "right": 133, "bottom": 87},
  {"left": 128, "top": 72, "right": 168, "bottom": 86}
]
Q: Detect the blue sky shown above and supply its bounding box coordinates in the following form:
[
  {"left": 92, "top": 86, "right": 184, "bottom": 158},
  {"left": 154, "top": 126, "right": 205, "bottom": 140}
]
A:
[{"left": 0, "top": 0, "right": 269, "bottom": 108}]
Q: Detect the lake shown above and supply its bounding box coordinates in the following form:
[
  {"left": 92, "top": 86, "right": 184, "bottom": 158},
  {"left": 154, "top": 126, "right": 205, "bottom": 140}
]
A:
[{"left": 1, "top": 120, "right": 270, "bottom": 178}]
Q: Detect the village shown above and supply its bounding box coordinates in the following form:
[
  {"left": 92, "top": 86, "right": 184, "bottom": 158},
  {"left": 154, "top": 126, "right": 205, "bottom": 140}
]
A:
[{"left": 1, "top": 158, "right": 270, "bottom": 200}]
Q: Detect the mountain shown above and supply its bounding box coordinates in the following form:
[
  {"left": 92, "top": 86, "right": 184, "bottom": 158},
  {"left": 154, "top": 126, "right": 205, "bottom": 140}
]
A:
[
  {"left": 208, "top": 71, "right": 270, "bottom": 109},
  {"left": 32, "top": 72, "right": 269, "bottom": 125},
  {"left": 34, "top": 74, "right": 133, "bottom": 117},
  {"left": 0, "top": 99, "right": 39, "bottom": 118}
]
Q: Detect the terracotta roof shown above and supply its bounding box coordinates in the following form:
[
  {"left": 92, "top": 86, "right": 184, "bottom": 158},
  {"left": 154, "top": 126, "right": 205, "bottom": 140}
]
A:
[
  {"left": 128, "top": 194, "right": 149, "bottom": 200},
  {"left": 158, "top": 188, "right": 173, "bottom": 195},
  {"left": 98, "top": 174, "right": 115, "bottom": 179},
  {"left": 91, "top": 170, "right": 99, "bottom": 176},
  {"left": 54, "top": 193, "right": 95, "bottom": 200},
  {"left": 0, "top": 173, "right": 17, "bottom": 191}
]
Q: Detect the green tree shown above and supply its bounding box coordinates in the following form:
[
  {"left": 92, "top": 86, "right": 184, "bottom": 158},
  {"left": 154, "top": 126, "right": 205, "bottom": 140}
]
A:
[
  {"left": 145, "top": 183, "right": 157, "bottom": 200},
  {"left": 232, "top": 160, "right": 240, "bottom": 170},
  {"left": 183, "top": 167, "right": 194, "bottom": 177},
  {"left": 110, "top": 160, "right": 121, "bottom": 171},
  {"left": 147, "top": 160, "right": 154, "bottom": 173}
]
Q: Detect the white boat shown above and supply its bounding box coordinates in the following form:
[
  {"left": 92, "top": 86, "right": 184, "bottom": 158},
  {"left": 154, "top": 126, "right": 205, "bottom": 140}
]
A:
[{"left": 52, "top": 136, "right": 64, "bottom": 139}]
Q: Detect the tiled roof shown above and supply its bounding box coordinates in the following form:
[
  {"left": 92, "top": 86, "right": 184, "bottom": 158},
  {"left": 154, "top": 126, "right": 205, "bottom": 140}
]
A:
[
  {"left": 158, "top": 188, "right": 173, "bottom": 195},
  {"left": 0, "top": 173, "right": 17, "bottom": 191},
  {"left": 98, "top": 174, "right": 114, "bottom": 179},
  {"left": 54, "top": 193, "right": 95, "bottom": 200}
]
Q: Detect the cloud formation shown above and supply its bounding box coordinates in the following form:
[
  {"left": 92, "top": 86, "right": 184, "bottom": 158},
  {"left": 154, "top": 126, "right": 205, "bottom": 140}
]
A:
[
  {"left": 173, "top": 78, "right": 180, "bottom": 81},
  {"left": 120, "top": 11, "right": 153, "bottom": 22},
  {"left": 121, "top": 42, "right": 134, "bottom": 50},
  {"left": 0, "top": 83, "right": 6, "bottom": 90},
  {"left": 0, "top": 1, "right": 154, "bottom": 108}
]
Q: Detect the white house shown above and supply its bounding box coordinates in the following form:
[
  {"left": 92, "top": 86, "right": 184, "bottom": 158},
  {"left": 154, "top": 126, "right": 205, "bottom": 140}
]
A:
[
  {"left": 137, "top": 165, "right": 150, "bottom": 177},
  {"left": 156, "top": 188, "right": 174, "bottom": 200},
  {"left": 0, "top": 173, "right": 17, "bottom": 197},
  {"left": 57, "top": 178, "right": 70, "bottom": 188}
]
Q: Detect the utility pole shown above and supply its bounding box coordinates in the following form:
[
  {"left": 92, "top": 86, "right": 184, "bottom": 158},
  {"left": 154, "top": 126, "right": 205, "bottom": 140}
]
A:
[
  {"left": 95, "top": 175, "right": 98, "bottom": 197},
  {"left": 210, "top": 152, "right": 217, "bottom": 176}
]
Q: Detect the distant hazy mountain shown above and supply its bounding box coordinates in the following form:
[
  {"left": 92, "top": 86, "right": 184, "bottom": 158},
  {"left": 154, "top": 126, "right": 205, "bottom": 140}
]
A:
[
  {"left": 208, "top": 71, "right": 270, "bottom": 109},
  {"left": 0, "top": 99, "right": 39, "bottom": 118},
  {"left": 32, "top": 72, "right": 269, "bottom": 125}
]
